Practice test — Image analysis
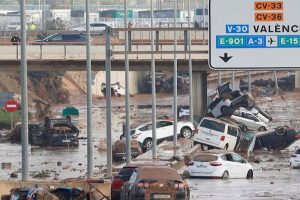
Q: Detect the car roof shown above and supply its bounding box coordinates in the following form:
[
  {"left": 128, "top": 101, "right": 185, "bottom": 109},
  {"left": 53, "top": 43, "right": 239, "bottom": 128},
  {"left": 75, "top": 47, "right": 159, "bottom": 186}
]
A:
[
  {"left": 196, "top": 149, "right": 235, "bottom": 155},
  {"left": 137, "top": 166, "right": 181, "bottom": 180},
  {"left": 202, "top": 117, "right": 238, "bottom": 127},
  {"left": 136, "top": 120, "right": 173, "bottom": 129}
]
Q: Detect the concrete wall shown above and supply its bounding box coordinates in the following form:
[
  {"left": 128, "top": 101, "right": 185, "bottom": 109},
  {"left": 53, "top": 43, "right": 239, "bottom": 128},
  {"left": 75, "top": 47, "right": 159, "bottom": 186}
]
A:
[
  {"left": 92, "top": 71, "right": 146, "bottom": 96},
  {"left": 295, "top": 71, "right": 300, "bottom": 88},
  {"left": 0, "top": 181, "right": 111, "bottom": 199}
]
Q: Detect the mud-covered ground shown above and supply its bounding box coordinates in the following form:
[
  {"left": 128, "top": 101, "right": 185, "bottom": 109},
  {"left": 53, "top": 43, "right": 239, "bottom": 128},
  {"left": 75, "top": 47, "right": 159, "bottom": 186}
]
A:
[{"left": 0, "top": 71, "right": 299, "bottom": 185}]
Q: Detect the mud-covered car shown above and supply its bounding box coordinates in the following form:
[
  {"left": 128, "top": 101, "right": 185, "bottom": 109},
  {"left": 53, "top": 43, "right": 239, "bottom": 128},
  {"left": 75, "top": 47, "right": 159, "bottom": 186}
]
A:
[
  {"left": 112, "top": 139, "right": 143, "bottom": 162},
  {"left": 31, "top": 118, "right": 79, "bottom": 147},
  {"left": 254, "top": 126, "right": 300, "bottom": 151},
  {"left": 101, "top": 82, "right": 125, "bottom": 97},
  {"left": 120, "top": 166, "right": 189, "bottom": 200},
  {"left": 10, "top": 123, "right": 43, "bottom": 144},
  {"left": 1, "top": 187, "right": 58, "bottom": 200},
  {"left": 50, "top": 187, "right": 86, "bottom": 200}
]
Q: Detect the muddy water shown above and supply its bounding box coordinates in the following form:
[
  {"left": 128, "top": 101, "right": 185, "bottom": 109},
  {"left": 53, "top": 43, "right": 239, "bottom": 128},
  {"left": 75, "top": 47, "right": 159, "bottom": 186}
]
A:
[{"left": 1, "top": 71, "right": 299, "bottom": 180}]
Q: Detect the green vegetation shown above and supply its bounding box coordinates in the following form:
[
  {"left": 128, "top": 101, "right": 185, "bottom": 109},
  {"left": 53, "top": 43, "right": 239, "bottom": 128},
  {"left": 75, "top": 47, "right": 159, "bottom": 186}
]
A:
[{"left": 0, "top": 108, "right": 20, "bottom": 129}]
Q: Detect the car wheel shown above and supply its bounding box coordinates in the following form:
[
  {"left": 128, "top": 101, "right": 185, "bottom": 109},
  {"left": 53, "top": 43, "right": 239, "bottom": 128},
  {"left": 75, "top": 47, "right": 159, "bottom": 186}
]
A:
[
  {"left": 258, "top": 126, "right": 267, "bottom": 132},
  {"left": 246, "top": 170, "right": 253, "bottom": 179},
  {"left": 143, "top": 138, "right": 153, "bottom": 151},
  {"left": 221, "top": 171, "right": 229, "bottom": 179},
  {"left": 201, "top": 144, "right": 209, "bottom": 151},
  {"left": 181, "top": 127, "right": 192, "bottom": 139}
]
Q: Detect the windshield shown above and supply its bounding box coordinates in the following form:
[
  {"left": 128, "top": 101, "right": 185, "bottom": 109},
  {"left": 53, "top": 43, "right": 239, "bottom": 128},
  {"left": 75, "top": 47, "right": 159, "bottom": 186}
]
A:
[{"left": 200, "top": 119, "right": 225, "bottom": 132}]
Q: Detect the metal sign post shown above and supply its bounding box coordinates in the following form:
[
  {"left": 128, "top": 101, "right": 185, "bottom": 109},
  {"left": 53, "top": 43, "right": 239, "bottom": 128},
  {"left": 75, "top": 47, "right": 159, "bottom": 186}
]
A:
[
  {"left": 124, "top": 0, "right": 132, "bottom": 164},
  {"left": 210, "top": 0, "right": 300, "bottom": 69},
  {"left": 173, "top": 0, "right": 178, "bottom": 156},
  {"left": 151, "top": 0, "right": 157, "bottom": 159},
  {"left": 85, "top": 0, "right": 93, "bottom": 179},
  {"left": 188, "top": 0, "right": 193, "bottom": 123},
  {"left": 105, "top": 27, "right": 112, "bottom": 178},
  {"left": 20, "top": 0, "right": 29, "bottom": 181}
]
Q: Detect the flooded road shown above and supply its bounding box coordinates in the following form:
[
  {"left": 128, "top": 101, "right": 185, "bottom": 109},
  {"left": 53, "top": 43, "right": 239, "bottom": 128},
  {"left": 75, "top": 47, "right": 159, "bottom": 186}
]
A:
[
  {"left": 0, "top": 138, "right": 107, "bottom": 180},
  {"left": 1, "top": 71, "right": 299, "bottom": 181},
  {"left": 188, "top": 147, "right": 300, "bottom": 200}
]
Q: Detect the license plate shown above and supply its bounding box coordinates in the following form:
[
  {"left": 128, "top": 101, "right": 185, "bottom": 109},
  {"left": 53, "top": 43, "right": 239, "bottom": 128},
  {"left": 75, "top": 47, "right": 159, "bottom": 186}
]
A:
[
  {"left": 62, "top": 139, "right": 71, "bottom": 143},
  {"left": 153, "top": 194, "right": 171, "bottom": 199},
  {"left": 197, "top": 165, "right": 207, "bottom": 168}
]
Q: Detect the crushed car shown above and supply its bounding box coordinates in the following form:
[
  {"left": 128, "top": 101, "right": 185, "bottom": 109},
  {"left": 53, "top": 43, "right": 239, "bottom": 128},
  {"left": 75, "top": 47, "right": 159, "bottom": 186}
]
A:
[
  {"left": 193, "top": 117, "right": 256, "bottom": 154},
  {"left": 231, "top": 108, "right": 269, "bottom": 131},
  {"left": 31, "top": 117, "right": 80, "bottom": 147},
  {"left": 120, "top": 166, "right": 190, "bottom": 200},
  {"left": 142, "top": 72, "right": 165, "bottom": 93},
  {"left": 254, "top": 126, "right": 300, "bottom": 151},
  {"left": 1, "top": 187, "right": 58, "bottom": 200},
  {"left": 101, "top": 82, "right": 126, "bottom": 97},
  {"left": 112, "top": 139, "right": 143, "bottom": 162}
]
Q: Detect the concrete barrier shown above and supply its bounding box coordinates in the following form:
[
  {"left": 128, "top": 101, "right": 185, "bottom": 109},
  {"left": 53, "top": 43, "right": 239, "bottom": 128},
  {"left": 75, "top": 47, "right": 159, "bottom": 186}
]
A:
[{"left": 0, "top": 180, "right": 111, "bottom": 199}]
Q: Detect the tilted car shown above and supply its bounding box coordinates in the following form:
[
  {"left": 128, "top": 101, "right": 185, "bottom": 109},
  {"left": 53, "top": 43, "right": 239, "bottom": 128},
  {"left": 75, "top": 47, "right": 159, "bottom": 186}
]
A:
[
  {"left": 186, "top": 150, "right": 253, "bottom": 179},
  {"left": 231, "top": 108, "right": 269, "bottom": 131},
  {"left": 120, "top": 166, "right": 189, "bottom": 200},
  {"left": 194, "top": 117, "right": 241, "bottom": 151},
  {"left": 290, "top": 149, "right": 300, "bottom": 168},
  {"left": 193, "top": 117, "right": 256, "bottom": 154},
  {"left": 254, "top": 126, "right": 300, "bottom": 151},
  {"left": 101, "top": 82, "right": 126, "bottom": 97},
  {"left": 120, "top": 120, "right": 195, "bottom": 151}
]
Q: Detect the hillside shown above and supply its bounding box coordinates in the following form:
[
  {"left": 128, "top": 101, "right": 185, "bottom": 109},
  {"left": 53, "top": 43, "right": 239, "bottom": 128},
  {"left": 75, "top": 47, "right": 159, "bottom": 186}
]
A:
[{"left": 0, "top": 72, "right": 69, "bottom": 105}]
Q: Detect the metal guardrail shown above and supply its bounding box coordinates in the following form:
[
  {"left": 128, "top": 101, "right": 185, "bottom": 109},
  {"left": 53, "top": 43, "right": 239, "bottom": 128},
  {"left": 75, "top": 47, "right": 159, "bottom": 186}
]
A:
[{"left": 0, "top": 27, "right": 209, "bottom": 60}]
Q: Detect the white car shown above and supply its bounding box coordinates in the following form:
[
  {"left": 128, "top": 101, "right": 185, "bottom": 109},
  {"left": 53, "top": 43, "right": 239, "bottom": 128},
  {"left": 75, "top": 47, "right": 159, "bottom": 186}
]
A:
[
  {"left": 290, "top": 149, "right": 300, "bottom": 168},
  {"left": 231, "top": 108, "right": 268, "bottom": 131},
  {"left": 194, "top": 117, "right": 241, "bottom": 151},
  {"left": 121, "top": 120, "right": 195, "bottom": 151},
  {"left": 71, "top": 22, "right": 112, "bottom": 33},
  {"left": 178, "top": 105, "right": 189, "bottom": 118},
  {"left": 186, "top": 150, "right": 253, "bottom": 179},
  {"left": 101, "top": 82, "right": 125, "bottom": 97}
]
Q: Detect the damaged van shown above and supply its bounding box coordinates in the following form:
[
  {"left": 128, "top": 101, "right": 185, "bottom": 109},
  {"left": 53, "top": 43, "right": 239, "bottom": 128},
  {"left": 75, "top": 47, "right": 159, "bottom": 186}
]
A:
[{"left": 193, "top": 117, "right": 256, "bottom": 154}]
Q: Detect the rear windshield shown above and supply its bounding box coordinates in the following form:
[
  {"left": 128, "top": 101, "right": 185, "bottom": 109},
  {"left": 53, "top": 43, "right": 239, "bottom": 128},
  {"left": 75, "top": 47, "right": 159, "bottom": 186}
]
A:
[
  {"left": 116, "top": 167, "right": 136, "bottom": 180},
  {"left": 139, "top": 168, "right": 180, "bottom": 180},
  {"left": 193, "top": 154, "right": 218, "bottom": 162},
  {"left": 200, "top": 119, "right": 225, "bottom": 132}
]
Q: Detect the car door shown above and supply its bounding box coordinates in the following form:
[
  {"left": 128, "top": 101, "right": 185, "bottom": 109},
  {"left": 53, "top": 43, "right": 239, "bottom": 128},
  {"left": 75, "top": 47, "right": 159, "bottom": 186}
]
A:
[
  {"left": 222, "top": 153, "right": 238, "bottom": 178},
  {"left": 156, "top": 121, "right": 174, "bottom": 140},
  {"left": 244, "top": 112, "right": 260, "bottom": 130},
  {"left": 126, "top": 170, "right": 138, "bottom": 200},
  {"left": 231, "top": 153, "right": 249, "bottom": 178},
  {"left": 47, "top": 34, "right": 62, "bottom": 43},
  {"left": 226, "top": 126, "right": 238, "bottom": 151}
]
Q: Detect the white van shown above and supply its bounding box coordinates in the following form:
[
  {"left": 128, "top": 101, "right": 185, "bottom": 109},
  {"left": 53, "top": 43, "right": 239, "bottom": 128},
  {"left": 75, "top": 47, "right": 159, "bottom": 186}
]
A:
[{"left": 193, "top": 117, "right": 240, "bottom": 151}]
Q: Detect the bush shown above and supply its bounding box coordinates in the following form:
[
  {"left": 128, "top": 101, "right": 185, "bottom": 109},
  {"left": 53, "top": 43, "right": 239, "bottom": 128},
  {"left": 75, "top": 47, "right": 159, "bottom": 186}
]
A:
[{"left": 0, "top": 108, "right": 20, "bottom": 129}]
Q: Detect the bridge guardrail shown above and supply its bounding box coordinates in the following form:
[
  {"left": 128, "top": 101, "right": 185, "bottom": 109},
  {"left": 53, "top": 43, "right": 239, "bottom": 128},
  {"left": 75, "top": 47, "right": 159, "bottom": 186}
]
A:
[{"left": 0, "top": 27, "right": 209, "bottom": 60}]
